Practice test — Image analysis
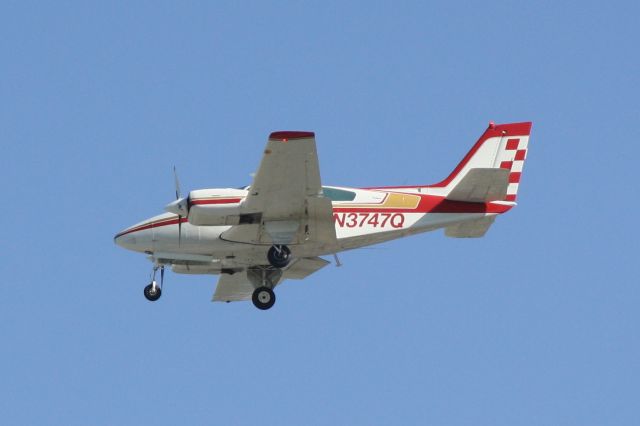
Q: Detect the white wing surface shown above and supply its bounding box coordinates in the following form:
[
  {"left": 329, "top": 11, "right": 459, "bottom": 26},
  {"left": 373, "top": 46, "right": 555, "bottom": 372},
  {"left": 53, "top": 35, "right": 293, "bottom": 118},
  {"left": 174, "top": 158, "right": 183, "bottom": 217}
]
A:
[
  {"left": 245, "top": 131, "right": 322, "bottom": 217},
  {"left": 221, "top": 131, "right": 336, "bottom": 246}
]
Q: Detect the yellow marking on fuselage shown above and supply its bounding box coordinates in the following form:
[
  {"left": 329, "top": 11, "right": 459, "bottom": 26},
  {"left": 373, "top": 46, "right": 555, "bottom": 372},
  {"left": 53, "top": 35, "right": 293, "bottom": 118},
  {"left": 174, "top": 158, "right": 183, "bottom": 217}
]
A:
[{"left": 339, "top": 192, "right": 421, "bottom": 209}]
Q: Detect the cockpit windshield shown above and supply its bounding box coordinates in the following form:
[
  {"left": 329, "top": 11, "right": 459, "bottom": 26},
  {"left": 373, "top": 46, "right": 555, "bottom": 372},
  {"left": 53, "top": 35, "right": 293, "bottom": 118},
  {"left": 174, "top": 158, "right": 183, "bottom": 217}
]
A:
[{"left": 322, "top": 187, "right": 356, "bottom": 201}]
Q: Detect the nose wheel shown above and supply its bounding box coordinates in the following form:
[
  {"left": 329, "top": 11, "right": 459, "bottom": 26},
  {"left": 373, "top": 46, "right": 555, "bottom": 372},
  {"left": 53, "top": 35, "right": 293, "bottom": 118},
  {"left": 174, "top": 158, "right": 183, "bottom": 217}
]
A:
[
  {"left": 252, "top": 286, "right": 276, "bottom": 310},
  {"left": 144, "top": 266, "right": 164, "bottom": 302},
  {"left": 144, "top": 283, "right": 162, "bottom": 301},
  {"left": 267, "top": 244, "right": 291, "bottom": 268}
]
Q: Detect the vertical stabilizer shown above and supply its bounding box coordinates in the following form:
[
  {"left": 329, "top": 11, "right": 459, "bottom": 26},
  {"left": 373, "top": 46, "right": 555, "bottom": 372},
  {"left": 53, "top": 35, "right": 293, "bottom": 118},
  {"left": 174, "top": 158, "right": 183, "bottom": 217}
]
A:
[{"left": 432, "top": 122, "right": 532, "bottom": 201}]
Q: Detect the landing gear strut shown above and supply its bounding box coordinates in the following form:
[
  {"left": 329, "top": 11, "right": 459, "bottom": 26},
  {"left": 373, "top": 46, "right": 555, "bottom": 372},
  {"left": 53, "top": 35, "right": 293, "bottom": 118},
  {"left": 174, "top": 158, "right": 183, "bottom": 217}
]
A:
[
  {"left": 267, "top": 244, "right": 291, "bottom": 268},
  {"left": 144, "top": 265, "right": 164, "bottom": 302}
]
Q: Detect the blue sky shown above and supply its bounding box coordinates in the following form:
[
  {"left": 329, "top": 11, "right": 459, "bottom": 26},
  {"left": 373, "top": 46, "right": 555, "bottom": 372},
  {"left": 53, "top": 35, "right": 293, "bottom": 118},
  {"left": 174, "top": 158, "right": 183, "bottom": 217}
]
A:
[{"left": 2, "top": 1, "right": 639, "bottom": 424}]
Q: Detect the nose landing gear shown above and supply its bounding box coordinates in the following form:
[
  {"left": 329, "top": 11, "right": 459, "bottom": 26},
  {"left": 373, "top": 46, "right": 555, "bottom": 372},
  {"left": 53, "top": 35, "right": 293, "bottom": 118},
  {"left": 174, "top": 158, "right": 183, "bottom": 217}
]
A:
[
  {"left": 144, "top": 283, "right": 161, "bottom": 301},
  {"left": 144, "top": 265, "right": 164, "bottom": 302}
]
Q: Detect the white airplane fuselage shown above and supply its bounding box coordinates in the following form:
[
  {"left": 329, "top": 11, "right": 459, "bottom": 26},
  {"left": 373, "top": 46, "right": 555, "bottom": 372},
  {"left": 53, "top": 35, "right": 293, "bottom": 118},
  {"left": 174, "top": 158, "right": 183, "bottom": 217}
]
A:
[{"left": 114, "top": 185, "right": 513, "bottom": 272}]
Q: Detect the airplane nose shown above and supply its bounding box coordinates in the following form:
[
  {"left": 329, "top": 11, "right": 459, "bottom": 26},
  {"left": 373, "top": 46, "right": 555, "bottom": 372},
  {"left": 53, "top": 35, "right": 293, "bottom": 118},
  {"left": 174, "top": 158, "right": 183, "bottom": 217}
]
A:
[
  {"left": 114, "top": 215, "right": 161, "bottom": 253},
  {"left": 114, "top": 230, "right": 137, "bottom": 249}
]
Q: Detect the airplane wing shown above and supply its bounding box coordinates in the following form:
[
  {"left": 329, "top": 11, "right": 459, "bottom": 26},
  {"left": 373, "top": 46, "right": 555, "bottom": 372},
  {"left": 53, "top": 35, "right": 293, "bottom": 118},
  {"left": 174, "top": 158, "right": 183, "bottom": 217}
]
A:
[
  {"left": 212, "top": 257, "right": 331, "bottom": 302},
  {"left": 445, "top": 168, "right": 510, "bottom": 203},
  {"left": 221, "top": 131, "right": 336, "bottom": 246}
]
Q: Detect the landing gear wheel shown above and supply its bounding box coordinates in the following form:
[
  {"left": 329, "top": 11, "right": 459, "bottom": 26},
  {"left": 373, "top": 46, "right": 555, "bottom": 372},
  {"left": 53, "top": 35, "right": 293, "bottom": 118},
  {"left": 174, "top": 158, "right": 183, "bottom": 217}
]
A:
[
  {"left": 252, "top": 286, "right": 276, "bottom": 310},
  {"left": 267, "top": 245, "right": 291, "bottom": 268},
  {"left": 144, "top": 283, "right": 162, "bottom": 302}
]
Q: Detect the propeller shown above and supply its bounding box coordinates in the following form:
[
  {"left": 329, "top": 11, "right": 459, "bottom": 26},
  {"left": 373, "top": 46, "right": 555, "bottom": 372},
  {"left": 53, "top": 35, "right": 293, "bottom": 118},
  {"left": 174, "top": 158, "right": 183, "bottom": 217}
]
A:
[
  {"left": 173, "top": 166, "right": 181, "bottom": 200},
  {"left": 175, "top": 167, "right": 183, "bottom": 247},
  {"left": 165, "top": 166, "right": 189, "bottom": 246}
]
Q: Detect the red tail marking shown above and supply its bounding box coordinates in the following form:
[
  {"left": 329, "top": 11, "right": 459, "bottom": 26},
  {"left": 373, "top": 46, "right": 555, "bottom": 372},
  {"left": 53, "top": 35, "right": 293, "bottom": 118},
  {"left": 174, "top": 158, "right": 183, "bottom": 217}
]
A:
[
  {"left": 506, "top": 138, "right": 520, "bottom": 150},
  {"left": 362, "top": 122, "right": 532, "bottom": 190},
  {"left": 500, "top": 161, "right": 513, "bottom": 170}
]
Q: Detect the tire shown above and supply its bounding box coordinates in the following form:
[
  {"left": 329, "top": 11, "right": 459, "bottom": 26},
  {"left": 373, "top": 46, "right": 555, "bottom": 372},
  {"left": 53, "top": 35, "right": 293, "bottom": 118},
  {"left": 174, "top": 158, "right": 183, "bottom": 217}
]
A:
[
  {"left": 252, "top": 286, "right": 276, "bottom": 310},
  {"left": 267, "top": 245, "right": 291, "bottom": 268},
  {"left": 144, "top": 283, "right": 162, "bottom": 302}
]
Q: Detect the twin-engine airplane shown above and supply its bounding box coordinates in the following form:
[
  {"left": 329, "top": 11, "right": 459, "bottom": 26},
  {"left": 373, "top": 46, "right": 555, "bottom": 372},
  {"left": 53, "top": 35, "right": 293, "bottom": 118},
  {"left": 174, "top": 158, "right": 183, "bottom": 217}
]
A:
[{"left": 115, "top": 122, "right": 532, "bottom": 310}]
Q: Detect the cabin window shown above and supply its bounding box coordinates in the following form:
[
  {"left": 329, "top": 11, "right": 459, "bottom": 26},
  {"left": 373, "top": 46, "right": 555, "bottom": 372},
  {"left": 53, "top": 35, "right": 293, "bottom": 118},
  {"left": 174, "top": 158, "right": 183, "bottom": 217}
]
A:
[{"left": 322, "top": 187, "right": 356, "bottom": 201}]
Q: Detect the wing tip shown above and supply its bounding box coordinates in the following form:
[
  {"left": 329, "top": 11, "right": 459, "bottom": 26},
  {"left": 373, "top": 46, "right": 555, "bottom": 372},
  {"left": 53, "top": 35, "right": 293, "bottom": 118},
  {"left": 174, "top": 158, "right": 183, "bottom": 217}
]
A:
[{"left": 269, "top": 131, "right": 315, "bottom": 141}]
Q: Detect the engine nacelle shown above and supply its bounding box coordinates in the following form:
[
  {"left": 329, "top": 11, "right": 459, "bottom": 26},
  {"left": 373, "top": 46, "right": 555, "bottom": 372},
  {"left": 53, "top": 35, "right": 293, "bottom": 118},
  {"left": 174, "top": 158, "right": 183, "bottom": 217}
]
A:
[
  {"left": 189, "top": 203, "right": 242, "bottom": 226},
  {"left": 186, "top": 188, "right": 258, "bottom": 226}
]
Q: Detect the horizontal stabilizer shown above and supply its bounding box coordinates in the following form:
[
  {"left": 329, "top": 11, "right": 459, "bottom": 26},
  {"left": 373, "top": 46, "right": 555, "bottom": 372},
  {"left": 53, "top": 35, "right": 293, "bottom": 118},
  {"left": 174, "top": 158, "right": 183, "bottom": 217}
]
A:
[
  {"left": 446, "top": 168, "right": 509, "bottom": 203},
  {"left": 445, "top": 217, "right": 496, "bottom": 238}
]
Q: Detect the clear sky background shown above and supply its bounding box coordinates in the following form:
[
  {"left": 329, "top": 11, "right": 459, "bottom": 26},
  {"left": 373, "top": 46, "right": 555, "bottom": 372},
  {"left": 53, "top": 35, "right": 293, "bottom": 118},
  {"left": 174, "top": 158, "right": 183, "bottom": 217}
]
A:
[{"left": 2, "top": 1, "right": 639, "bottom": 425}]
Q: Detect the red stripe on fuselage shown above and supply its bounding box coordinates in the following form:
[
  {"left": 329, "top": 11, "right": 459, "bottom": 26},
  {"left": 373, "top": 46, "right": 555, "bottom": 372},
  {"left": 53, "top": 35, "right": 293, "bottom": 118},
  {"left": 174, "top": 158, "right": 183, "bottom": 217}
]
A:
[
  {"left": 333, "top": 196, "right": 512, "bottom": 214},
  {"left": 115, "top": 217, "right": 189, "bottom": 239}
]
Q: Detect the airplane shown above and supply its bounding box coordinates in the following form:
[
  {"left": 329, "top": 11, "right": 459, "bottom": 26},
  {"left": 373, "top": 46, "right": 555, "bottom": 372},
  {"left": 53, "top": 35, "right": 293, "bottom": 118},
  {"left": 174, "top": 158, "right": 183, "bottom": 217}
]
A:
[{"left": 114, "top": 121, "right": 532, "bottom": 310}]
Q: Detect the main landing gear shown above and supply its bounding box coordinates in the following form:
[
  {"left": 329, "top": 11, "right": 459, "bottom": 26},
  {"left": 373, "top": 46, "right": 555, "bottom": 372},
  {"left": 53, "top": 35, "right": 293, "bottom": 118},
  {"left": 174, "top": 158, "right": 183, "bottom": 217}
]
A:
[
  {"left": 249, "top": 244, "right": 291, "bottom": 310},
  {"left": 267, "top": 244, "right": 291, "bottom": 268},
  {"left": 144, "top": 265, "right": 164, "bottom": 302},
  {"left": 248, "top": 264, "right": 283, "bottom": 311},
  {"left": 252, "top": 286, "right": 276, "bottom": 310}
]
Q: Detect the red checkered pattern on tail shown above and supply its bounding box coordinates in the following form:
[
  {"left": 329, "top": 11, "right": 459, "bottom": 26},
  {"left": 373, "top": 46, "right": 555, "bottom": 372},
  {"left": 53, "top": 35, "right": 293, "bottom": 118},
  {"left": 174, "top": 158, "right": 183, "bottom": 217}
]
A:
[{"left": 496, "top": 137, "right": 529, "bottom": 201}]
